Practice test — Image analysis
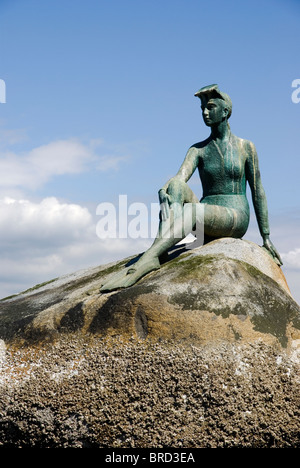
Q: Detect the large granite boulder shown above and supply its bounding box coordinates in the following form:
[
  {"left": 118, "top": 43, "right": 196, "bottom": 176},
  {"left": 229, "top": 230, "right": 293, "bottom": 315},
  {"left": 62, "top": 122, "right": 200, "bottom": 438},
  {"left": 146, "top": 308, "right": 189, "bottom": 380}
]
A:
[
  {"left": 0, "top": 238, "right": 299, "bottom": 448},
  {"left": 1, "top": 237, "right": 297, "bottom": 348}
]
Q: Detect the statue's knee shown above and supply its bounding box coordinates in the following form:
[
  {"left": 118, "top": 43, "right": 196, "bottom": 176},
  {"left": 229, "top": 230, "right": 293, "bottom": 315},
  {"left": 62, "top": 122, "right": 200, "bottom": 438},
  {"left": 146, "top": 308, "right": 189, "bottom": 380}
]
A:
[{"left": 167, "top": 178, "right": 185, "bottom": 199}]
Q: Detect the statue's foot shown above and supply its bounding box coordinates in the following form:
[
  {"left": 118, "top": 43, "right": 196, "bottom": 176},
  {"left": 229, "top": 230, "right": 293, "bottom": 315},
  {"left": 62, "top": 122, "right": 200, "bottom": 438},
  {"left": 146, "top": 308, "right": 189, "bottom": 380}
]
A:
[{"left": 100, "top": 257, "right": 160, "bottom": 293}]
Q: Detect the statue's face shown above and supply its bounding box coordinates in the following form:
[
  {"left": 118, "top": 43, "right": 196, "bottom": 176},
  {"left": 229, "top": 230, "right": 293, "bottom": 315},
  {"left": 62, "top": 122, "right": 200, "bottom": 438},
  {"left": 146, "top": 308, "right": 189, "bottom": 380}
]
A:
[{"left": 201, "top": 98, "right": 228, "bottom": 126}]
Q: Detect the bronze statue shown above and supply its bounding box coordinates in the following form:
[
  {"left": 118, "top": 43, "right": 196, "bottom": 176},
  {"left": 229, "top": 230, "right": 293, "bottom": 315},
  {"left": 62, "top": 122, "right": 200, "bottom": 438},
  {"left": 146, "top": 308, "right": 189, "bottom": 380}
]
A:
[{"left": 101, "top": 84, "right": 282, "bottom": 292}]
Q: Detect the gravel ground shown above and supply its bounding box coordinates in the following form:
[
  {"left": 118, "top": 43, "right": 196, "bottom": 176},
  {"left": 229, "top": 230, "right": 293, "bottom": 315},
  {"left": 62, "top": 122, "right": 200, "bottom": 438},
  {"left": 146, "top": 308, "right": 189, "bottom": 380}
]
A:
[{"left": 0, "top": 334, "right": 299, "bottom": 448}]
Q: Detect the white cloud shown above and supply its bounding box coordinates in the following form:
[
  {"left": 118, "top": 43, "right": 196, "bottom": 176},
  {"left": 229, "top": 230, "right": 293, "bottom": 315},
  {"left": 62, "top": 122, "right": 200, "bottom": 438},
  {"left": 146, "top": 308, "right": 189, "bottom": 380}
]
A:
[
  {"left": 0, "top": 196, "right": 151, "bottom": 298},
  {"left": 0, "top": 197, "right": 92, "bottom": 244},
  {"left": 0, "top": 139, "right": 95, "bottom": 190},
  {"left": 97, "top": 155, "right": 128, "bottom": 172},
  {"left": 0, "top": 137, "right": 132, "bottom": 192},
  {"left": 28, "top": 139, "right": 94, "bottom": 176},
  {"left": 281, "top": 248, "right": 300, "bottom": 270}
]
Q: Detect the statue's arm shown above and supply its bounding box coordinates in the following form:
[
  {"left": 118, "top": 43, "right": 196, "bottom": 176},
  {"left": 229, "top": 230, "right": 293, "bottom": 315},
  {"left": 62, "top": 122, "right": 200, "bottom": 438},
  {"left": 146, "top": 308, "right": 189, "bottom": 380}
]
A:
[
  {"left": 245, "top": 141, "right": 269, "bottom": 237},
  {"left": 158, "top": 146, "right": 199, "bottom": 221},
  {"left": 245, "top": 141, "right": 282, "bottom": 265},
  {"left": 160, "top": 146, "right": 199, "bottom": 192}
]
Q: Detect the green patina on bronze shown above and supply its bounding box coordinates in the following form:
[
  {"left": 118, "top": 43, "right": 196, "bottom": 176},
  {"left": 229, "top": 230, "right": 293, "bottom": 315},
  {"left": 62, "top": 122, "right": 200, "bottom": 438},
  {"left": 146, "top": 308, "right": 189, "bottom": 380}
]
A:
[{"left": 101, "top": 84, "right": 282, "bottom": 292}]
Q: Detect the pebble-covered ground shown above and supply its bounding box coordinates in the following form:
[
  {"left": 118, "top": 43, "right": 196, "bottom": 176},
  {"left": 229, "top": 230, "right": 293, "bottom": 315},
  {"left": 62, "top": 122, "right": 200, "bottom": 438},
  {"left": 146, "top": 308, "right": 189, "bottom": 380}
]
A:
[{"left": 0, "top": 334, "right": 299, "bottom": 448}]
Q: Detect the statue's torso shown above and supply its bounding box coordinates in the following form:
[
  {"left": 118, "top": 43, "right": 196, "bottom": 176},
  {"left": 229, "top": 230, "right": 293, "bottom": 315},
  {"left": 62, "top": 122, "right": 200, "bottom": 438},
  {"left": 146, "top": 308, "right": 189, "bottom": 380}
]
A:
[
  {"left": 196, "top": 134, "right": 250, "bottom": 218},
  {"left": 198, "top": 134, "right": 248, "bottom": 199}
]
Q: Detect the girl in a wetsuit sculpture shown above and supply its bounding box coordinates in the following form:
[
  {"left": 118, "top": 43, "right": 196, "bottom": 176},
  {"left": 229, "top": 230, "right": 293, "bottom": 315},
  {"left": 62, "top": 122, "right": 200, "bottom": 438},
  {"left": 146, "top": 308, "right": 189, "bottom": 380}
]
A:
[{"left": 101, "top": 84, "right": 282, "bottom": 292}]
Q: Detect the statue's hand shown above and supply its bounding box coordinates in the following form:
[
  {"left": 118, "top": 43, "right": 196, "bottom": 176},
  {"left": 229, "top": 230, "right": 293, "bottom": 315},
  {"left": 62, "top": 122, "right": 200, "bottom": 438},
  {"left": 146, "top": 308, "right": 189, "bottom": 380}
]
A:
[
  {"left": 263, "top": 236, "right": 283, "bottom": 266},
  {"left": 159, "top": 189, "right": 171, "bottom": 221}
]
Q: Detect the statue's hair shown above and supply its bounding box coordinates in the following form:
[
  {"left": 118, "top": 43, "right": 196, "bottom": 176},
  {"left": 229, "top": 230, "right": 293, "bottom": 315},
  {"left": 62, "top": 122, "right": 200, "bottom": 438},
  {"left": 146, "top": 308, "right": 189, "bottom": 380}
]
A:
[
  {"left": 195, "top": 84, "right": 232, "bottom": 119},
  {"left": 218, "top": 92, "right": 232, "bottom": 119}
]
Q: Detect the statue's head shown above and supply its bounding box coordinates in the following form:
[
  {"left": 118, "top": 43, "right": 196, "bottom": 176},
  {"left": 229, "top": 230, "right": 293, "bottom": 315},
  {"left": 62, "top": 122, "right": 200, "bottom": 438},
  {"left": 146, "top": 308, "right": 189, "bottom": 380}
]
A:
[{"left": 194, "top": 84, "right": 232, "bottom": 127}]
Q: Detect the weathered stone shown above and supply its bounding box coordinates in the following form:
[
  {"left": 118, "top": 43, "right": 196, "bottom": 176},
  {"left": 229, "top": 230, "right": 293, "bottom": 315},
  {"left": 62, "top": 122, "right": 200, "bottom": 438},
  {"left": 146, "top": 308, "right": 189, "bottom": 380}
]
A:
[
  {"left": 0, "top": 238, "right": 298, "bottom": 348},
  {"left": 191, "top": 238, "right": 290, "bottom": 293}
]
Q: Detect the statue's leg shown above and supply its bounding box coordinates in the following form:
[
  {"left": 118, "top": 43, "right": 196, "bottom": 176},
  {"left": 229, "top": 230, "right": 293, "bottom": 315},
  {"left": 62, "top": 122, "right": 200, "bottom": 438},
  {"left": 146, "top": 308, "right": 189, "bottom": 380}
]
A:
[
  {"left": 137, "top": 179, "right": 200, "bottom": 259},
  {"left": 100, "top": 179, "right": 201, "bottom": 292}
]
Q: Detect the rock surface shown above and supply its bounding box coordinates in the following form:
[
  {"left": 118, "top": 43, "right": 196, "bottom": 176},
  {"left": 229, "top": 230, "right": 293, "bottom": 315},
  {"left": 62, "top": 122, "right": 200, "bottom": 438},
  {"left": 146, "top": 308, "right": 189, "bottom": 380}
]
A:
[{"left": 0, "top": 238, "right": 299, "bottom": 448}]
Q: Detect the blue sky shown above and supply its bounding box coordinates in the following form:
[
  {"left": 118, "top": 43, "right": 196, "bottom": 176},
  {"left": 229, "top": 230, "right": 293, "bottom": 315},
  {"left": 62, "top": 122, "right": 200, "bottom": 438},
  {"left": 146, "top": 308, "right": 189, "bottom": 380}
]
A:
[{"left": 0, "top": 0, "right": 300, "bottom": 300}]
